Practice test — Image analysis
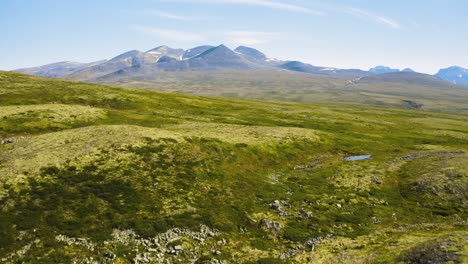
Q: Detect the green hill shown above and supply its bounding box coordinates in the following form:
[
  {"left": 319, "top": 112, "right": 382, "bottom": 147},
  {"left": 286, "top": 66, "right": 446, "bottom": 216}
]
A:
[
  {"left": 85, "top": 70, "right": 468, "bottom": 115},
  {"left": 0, "top": 71, "right": 467, "bottom": 263}
]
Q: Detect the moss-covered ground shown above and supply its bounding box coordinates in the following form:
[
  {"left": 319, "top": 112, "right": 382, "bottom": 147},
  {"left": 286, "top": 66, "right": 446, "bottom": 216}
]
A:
[{"left": 0, "top": 71, "right": 466, "bottom": 263}]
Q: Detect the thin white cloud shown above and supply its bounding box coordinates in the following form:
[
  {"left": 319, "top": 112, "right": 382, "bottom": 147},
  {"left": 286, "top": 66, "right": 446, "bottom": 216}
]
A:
[
  {"left": 163, "top": 0, "right": 324, "bottom": 15},
  {"left": 347, "top": 7, "right": 400, "bottom": 29},
  {"left": 134, "top": 26, "right": 206, "bottom": 41},
  {"left": 147, "top": 10, "right": 194, "bottom": 21},
  {"left": 225, "top": 31, "right": 277, "bottom": 45}
]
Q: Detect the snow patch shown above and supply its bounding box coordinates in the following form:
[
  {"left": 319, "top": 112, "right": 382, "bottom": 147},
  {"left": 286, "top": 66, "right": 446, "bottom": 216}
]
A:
[{"left": 182, "top": 55, "right": 195, "bottom": 60}]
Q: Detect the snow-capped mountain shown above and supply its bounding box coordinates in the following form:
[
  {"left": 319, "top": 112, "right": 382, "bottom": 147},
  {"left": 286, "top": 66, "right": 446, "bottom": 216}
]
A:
[
  {"left": 12, "top": 45, "right": 468, "bottom": 87},
  {"left": 435, "top": 66, "right": 468, "bottom": 86}
]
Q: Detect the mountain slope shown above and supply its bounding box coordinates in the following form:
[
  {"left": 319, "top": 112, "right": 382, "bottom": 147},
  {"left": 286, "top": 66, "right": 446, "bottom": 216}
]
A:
[
  {"left": 145, "top": 45, "right": 185, "bottom": 65},
  {"left": 187, "top": 44, "right": 258, "bottom": 70},
  {"left": 355, "top": 71, "right": 466, "bottom": 89},
  {"left": 234, "top": 46, "right": 268, "bottom": 63},
  {"left": 0, "top": 71, "right": 467, "bottom": 263},
  {"left": 14, "top": 60, "right": 106, "bottom": 78},
  {"left": 182, "top": 45, "right": 215, "bottom": 59},
  {"left": 67, "top": 45, "right": 265, "bottom": 82},
  {"left": 91, "top": 45, "right": 267, "bottom": 82},
  {"left": 369, "top": 65, "right": 400, "bottom": 74},
  {"left": 435, "top": 66, "right": 468, "bottom": 86},
  {"left": 146, "top": 45, "right": 184, "bottom": 60},
  {"left": 66, "top": 50, "right": 149, "bottom": 81},
  {"left": 280, "top": 61, "right": 373, "bottom": 78},
  {"left": 67, "top": 47, "right": 186, "bottom": 81}
]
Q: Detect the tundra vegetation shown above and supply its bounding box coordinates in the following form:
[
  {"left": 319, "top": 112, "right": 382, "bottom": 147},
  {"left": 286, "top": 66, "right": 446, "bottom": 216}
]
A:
[{"left": 0, "top": 71, "right": 466, "bottom": 263}]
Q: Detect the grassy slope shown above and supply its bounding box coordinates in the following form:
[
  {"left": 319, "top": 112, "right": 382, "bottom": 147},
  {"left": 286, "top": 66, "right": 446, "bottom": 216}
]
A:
[
  {"left": 0, "top": 71, "right": 467, "bottom": 263},
  {"left": 82, "top": 70, "right": 468, "bottom": 115}
]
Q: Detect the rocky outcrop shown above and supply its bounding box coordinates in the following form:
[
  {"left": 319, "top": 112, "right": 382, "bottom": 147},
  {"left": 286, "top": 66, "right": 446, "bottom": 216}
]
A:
[
  {"left": 0, "top": 136, "right": 27, "bottom": 144},
  {"left": 260, "top": 219, "right": 282, "bottom": 234},
  {"left": 53, "top": 225, "right": 222, "bottom": 264}
]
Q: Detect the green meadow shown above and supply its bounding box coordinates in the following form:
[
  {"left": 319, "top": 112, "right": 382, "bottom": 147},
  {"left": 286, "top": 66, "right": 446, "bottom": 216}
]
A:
[
  {"left": 87, "top": 70, "right": 468, "bottom": 115},
  {"left": 0, "top": 71, "right": 466, "bottom": 263}
]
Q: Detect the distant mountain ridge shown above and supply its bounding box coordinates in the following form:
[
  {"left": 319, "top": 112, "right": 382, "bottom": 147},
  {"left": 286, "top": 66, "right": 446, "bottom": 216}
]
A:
[
  {"left": 12, "top": 44, "right": 468, "bottom": 87},
  {"left": 355, "top": 72, "right": 464, "bottom": 89},
  {"left": 435, "top": 66, "right": 468, "bottom": 86},
  {"left": 280, "top": 61, "right": 373, "bottom": 78},
  {"left": 369, "top": 66, "right": 416, "bottom": 74},
  {"left": 13, "top": 60, "right": 106, "bottom": 78}
]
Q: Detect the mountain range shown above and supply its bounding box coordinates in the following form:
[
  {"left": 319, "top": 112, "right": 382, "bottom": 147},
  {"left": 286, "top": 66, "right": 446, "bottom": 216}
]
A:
[
  {"left": 369, "top": 66, "right": 415, "bottom": 74},
  {"left": 14, "top": 44, "right": 468, "bottom": 86}
]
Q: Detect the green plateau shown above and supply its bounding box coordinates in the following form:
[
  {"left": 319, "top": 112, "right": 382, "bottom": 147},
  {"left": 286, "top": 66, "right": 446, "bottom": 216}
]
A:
[{"left": 0, "top": 71, "right": 466, "bottom": 263}]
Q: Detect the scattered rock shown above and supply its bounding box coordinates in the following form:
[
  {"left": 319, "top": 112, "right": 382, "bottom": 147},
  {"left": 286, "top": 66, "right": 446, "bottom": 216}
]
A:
[
  {"left": 55, "top": 225, "right": 220, "bottom": 263},
  {"left": 0, "top": 136, "right": 27, "bottom": 144},
  {"left": 270, "top": 200, "right": 282, "bottom": 211},
  {"left": 104, "top": 251, "right": 116, "bottom": 260},
  {"left": 260, "top": 219, "right": 282, "bottom": 234},
  {"left": 133, "top": 252, "right": 153, "bottom": 263},
  {"left": 371, "top": 176, "right": 383, "bottom": 184},
  {"left": 174, "top": 245, "right": 183, "bottom": 251},
  {"left": 279, "top": 249, "right": 302, "bottom": 259},
  {"left": 397, "top": 151, "right": 465, "bottom": 161},
  {"left": 268, "top": 173, "right": 282, "bottom": 184},
  {"left": 298, "top": 210, "right": 313, "bottom": 218}
]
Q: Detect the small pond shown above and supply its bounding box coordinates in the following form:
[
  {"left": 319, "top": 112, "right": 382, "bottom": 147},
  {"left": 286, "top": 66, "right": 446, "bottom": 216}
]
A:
[{"left": 344, "top": 155, "right": 372, "bottom": 161}]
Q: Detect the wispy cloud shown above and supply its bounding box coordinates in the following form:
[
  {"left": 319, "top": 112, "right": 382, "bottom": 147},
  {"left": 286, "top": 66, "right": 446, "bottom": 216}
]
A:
[
  {"left": 146, "top": 10, "right": 195, "bottom": 21},
  {"left": 163, "top": 0, "right": 324, "bottom": 15},
  {"left": 225, "top": 31, "right": 277, "bottom": 45},
  {"left": 347, "top": 7, "right": 400, "bottom": 29},
  {"left": 134, "top": 26, "right": 206, "bottom": 41},
  {"left": 121, "top": 9, "right": 206, "bottom": 21}
]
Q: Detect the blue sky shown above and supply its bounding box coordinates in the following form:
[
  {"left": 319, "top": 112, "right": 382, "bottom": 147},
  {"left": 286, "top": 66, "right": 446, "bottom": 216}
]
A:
[{"left": 1, "top": 0, "right": 467, "bottom": 74}]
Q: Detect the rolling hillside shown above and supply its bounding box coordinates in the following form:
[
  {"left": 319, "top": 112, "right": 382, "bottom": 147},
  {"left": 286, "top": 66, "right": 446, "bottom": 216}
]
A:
[
  {"left": 90, "top": 70, "right": 468, "bottom": 115},
  {"left": 0, "top": 71, "right": 467, "bottom": 263}
]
